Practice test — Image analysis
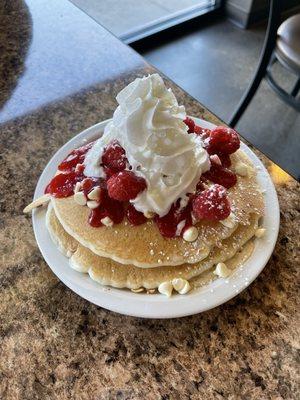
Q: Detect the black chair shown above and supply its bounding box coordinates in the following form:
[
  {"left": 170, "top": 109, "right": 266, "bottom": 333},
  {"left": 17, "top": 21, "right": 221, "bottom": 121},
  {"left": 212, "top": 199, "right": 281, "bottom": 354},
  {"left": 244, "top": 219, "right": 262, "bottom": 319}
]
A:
[{"left": 229, "top": 1, "right": 300, "bottom": 128}]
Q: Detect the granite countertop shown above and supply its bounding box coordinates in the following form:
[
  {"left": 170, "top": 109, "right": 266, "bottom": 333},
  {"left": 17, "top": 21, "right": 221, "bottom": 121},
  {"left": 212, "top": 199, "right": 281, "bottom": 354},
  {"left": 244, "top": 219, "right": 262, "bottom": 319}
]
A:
[{"left": 0, "top": 0, "right": 299, "bottom": 399}]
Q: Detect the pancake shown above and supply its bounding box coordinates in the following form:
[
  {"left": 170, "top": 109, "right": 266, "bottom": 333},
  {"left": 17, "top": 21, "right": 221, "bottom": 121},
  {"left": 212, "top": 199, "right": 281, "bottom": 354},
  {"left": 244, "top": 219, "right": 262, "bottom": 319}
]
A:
[
  {"left": 52, "top": 149, "right": 264, "bottom": 268},
  {"left": 46, "top": 204, "right": 259, "bottom": 290},
  {"left": 46, "top": 203, "right": 78, "bottom": 257},
  {"left": 190, "top": 238, "right": 255, "bottom": 291}
]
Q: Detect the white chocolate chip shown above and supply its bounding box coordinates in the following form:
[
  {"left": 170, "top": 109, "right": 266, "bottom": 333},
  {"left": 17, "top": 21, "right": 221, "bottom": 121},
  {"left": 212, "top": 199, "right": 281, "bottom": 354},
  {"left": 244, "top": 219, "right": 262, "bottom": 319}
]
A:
[
  {"left": 179, "top": 281, "right": 191, "bottom": 295},
  {"left": 74, "top": 182, "right": 81, "bottom": 193},
  {"left": 183, "top": 226, "right": 199, "bottom": 242},
  {"left": 88, "top": 187, "right": 102, "bottom": 201},
  {"left": 74, "top": 191, "right": 87, "bottom": 206},
  {"left": 235, "top": 161, "right": 249, "bottom": 177},
  {"left": 172, "top": 278, "right": 191, "bottom": 294},
  {"left": 176, "top": 220, "right": 186, "bottom": 236},
  {"left": 191, "top": 213, "right": 198, "bottom": 225},
  {"left": 172, "top": 278, "right": 186, "bottom": 291},
  {"left": 220, "top": 212, "right": 237, "bottom": 229},
  {"left": 101, "top": 216, "right": 113, "bottom": 227},
  {"left": 87, "top": 200, "right": 99, "bottom": 209},
  {"left": 213, "top": 262, "right": 231, "bottom": 278},
  {"left": 210, "top": 154, "right": 221, "bottom": 165},
  {"left": 179, "top": 196, "right": 189, "bottom": 209},
  {"left": 255, "top": 228, "right": 266, "bottom": 238},
  {"left": 75, "top": 163, "right": 84, "bottom": 173},
  {"left": 149, "top": 249, "right": 154, "bottom": 256},
  {"left": 271, "top": 351, "right": 278, "bottom": 359},
  {"left": 131, "top": 288, "right": 144, "bottom": 293},
  {"left": 147, "top": 289, "right": 156, "bottom": 294},
  {"left": 158, "top": 281, "right": 173, "bottom": 297},
  {"left": 143, "top": 211, "right": 155, "bottom": 219},
  {"left": 23, "top": 194, "right": 51, "bottom": 213}
]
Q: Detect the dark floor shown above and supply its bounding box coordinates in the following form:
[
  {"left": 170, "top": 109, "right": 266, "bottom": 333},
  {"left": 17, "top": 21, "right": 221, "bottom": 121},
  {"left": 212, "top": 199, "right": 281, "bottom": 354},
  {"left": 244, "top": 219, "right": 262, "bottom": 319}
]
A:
[{"left": 139, "top": 17, "right": 300, "bottom": 180}]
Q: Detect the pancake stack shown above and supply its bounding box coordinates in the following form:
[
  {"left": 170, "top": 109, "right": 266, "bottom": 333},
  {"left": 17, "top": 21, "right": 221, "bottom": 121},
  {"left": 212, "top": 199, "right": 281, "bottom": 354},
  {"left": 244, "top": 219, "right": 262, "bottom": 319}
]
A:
[
  {"left": 25, "top": 74, "right": 265, "bottom": 296},
  {"left": 46, "top": 150, "right": 264, "bottom": 293}
]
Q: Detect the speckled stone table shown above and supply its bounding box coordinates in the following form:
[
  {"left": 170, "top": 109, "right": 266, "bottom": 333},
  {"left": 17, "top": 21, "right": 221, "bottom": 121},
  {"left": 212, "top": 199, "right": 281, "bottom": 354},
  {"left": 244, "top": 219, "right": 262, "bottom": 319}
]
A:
[{"left": 0, "top": 1, "right": 299, "bottom": 399}]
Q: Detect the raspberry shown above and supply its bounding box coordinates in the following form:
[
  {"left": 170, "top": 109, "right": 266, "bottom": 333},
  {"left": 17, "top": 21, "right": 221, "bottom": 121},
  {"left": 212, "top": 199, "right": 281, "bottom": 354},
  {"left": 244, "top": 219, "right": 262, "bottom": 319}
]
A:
[
  {"left": 194, "top": 125, "right": 211, "bottom": 140},
  {"left": 126, "top": 204, "right": 147, "bottom": 226},
  {"left": 203, "top": 164, "right": 237, "bottom": 189},
  {"left": 183, "top": 117, "right": 195, "bottom": 133},
  {"left": 192, "top": 184, "right": 231, "bottom": 221},
  {"left": 102, "top": 140, "right": 127, "bottom": 171},
  {"left": 206, "top": 126, "right": 240, "bottom": 155},
  {"left": 107, "top": 171, "right": 147, "bottom": 201}
]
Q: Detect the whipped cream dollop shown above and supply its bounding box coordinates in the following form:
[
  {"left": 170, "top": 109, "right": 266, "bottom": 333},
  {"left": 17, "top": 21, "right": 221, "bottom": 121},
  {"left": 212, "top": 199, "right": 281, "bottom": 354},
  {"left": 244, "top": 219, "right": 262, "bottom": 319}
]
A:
[{"left": 84, "top": 74, "right": 210, "bottom": 217}]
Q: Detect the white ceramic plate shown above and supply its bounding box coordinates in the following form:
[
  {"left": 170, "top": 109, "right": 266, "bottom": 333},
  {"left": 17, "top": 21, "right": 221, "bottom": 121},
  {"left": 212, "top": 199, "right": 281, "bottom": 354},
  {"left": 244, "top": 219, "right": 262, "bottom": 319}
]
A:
[{"left": 33, "top": 117, "right": 280, "bottom": 319}]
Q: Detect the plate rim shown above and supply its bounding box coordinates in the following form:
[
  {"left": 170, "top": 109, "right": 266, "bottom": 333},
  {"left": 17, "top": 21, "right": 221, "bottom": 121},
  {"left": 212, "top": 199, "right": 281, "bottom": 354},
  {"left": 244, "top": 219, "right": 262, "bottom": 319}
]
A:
[{"left": 32, "top": 117, "right": 280, "bottom": 319}]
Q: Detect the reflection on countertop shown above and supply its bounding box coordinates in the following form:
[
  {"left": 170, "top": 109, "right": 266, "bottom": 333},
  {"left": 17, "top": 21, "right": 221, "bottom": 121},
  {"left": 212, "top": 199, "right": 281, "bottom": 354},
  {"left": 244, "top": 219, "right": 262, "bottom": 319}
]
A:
[
  {"left": 0, "top": 0, "right": 145, "bottom": 124},
  {"left": 0, "top": 0, "right": 32, "bottom": 111},
  {"left": 268, "top": 163, "right": 294, "bottom": 185},
  {"left": 0, "top": 0, "right": 299, "bottom": 399}
]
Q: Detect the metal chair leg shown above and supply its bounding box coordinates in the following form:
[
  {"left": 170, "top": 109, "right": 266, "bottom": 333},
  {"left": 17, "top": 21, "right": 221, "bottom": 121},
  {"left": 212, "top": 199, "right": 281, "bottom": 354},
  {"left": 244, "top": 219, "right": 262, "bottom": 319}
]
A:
[
  {"left": 229, "top": 0, "right": 282, "bottom": 128},
  {"left": 291, "top": 78, "right": 300, "bottom": 97},
  {"left": 266, "top": 67, "right": 300, "bottom": 111}
]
